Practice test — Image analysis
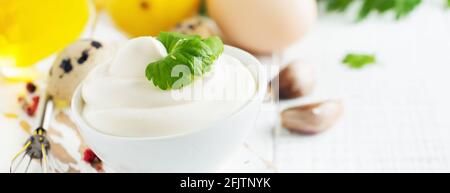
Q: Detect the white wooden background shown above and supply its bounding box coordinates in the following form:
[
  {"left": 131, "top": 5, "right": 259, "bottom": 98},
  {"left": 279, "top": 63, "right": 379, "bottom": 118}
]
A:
[{"left": 1, "top": 1, "right": 450, "bottom": 172}]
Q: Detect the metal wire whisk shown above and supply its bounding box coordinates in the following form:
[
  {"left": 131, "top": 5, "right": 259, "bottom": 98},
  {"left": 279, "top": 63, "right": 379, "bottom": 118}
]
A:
[{"left": 10, "top": 92, "right": 56, "bottom": 173}]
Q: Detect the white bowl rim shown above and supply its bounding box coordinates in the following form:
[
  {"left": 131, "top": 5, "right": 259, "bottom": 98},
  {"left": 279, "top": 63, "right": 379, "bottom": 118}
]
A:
[{"left": 71, "top": 45, "right": 267, "bottom": 141}]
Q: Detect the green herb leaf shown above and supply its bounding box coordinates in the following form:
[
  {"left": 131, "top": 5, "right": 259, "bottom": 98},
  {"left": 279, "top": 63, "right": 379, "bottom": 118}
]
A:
[
  {"left": 325, "top": 0, "right": 353, "bottom": 12},
  {"left": 342, "top": 53, "right": 376, "bottom": 69},
  {"left": 199, "top": 0, "right": 208, "bottom": 16},
  {"left": 320, "top": 0, "right": 422, "bottom": 21},
  {"left": 146, "top": 32, "right": 224, "bottom": 90}
]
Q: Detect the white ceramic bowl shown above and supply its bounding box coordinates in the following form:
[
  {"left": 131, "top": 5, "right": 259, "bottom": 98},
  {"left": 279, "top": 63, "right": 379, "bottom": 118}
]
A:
[{"left": 71, "top": 46, "right": 266, "bottom": 172}]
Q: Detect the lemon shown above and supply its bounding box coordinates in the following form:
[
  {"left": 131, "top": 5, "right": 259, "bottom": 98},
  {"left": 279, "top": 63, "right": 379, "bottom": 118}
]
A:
[
  {"left": 0, "top": 0, "right": 90, "bottom": 69},
  {"left": 106, "top": 0, "right": 200, "bottom": 37}
]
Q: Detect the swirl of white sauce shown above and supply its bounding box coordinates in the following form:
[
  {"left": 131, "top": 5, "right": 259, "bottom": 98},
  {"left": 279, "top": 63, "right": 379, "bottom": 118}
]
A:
[{"left": 81, "top": 37, "right": 256, "bottom": 137}]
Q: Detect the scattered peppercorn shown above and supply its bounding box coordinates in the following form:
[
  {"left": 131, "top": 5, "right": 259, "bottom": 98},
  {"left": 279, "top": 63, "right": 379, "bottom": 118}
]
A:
[
  {"left": 83, "top": 148, "right": 103, "bottom": 172},
  {"left": 83, "top": 148, "right": 96, "bottom": 163},
  {"left": 26, "top": 82, "right": 37, "bottom": 93},
  {"left": 18, "top": 94, "right": 40, "bottom": 117},
  {"left": 18, "top": 96, "right": 25, "bottom": 103},
  {"left": 32, "top": 95, "right": 39, "bottom": 104},
  {"left": 26, "top": 96, "right": 40, "bottom": 116}
]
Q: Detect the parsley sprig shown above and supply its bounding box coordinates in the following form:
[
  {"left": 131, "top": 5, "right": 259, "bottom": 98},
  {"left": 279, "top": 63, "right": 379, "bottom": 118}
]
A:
[
  {"left": 321, "top": 0, "right": 422, "bottom": 21},
  {"left": 342, "top": 53, "right": 376, "bottom": 69}
]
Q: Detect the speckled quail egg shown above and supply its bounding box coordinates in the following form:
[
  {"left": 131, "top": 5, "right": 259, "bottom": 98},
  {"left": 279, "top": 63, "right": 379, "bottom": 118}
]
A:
[
  {"left": 172, "top": 16, "right": 222, "bottom": 38},
  {"left": 47, "top": 40, "right": 115, "bottom": 104}
]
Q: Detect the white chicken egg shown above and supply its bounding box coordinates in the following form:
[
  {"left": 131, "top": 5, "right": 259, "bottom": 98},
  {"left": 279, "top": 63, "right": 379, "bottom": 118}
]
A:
[{"left": 207, "top": 0, "right": 317, "bottom": 54}]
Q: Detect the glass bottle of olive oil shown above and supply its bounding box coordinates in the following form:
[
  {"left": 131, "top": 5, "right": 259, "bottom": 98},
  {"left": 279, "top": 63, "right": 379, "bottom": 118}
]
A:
[{"left": 0, "top": 0, "right": 90, "bottom": 81}]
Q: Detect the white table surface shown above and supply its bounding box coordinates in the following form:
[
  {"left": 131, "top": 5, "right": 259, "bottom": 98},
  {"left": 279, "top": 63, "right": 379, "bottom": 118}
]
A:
[
  {"left": 275, "top": 1, "right": 450, "bottom": 172},
  {"left": 1, "top": 1, "right": 450, "bottom": 172}
]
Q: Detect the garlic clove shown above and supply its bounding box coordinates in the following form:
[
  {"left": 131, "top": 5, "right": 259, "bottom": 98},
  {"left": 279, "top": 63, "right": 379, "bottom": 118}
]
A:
[
  {"left": 281, "top": 100, "right": 343, "bottom": 134},
  {"left": 275, "top": 60, "right": 315, "bottom": 100}
]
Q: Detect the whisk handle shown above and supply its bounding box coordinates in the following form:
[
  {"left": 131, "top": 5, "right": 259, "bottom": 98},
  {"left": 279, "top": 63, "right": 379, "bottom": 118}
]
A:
[{"left": 35, "top": 91, "right": 53, "bottom": 129}]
